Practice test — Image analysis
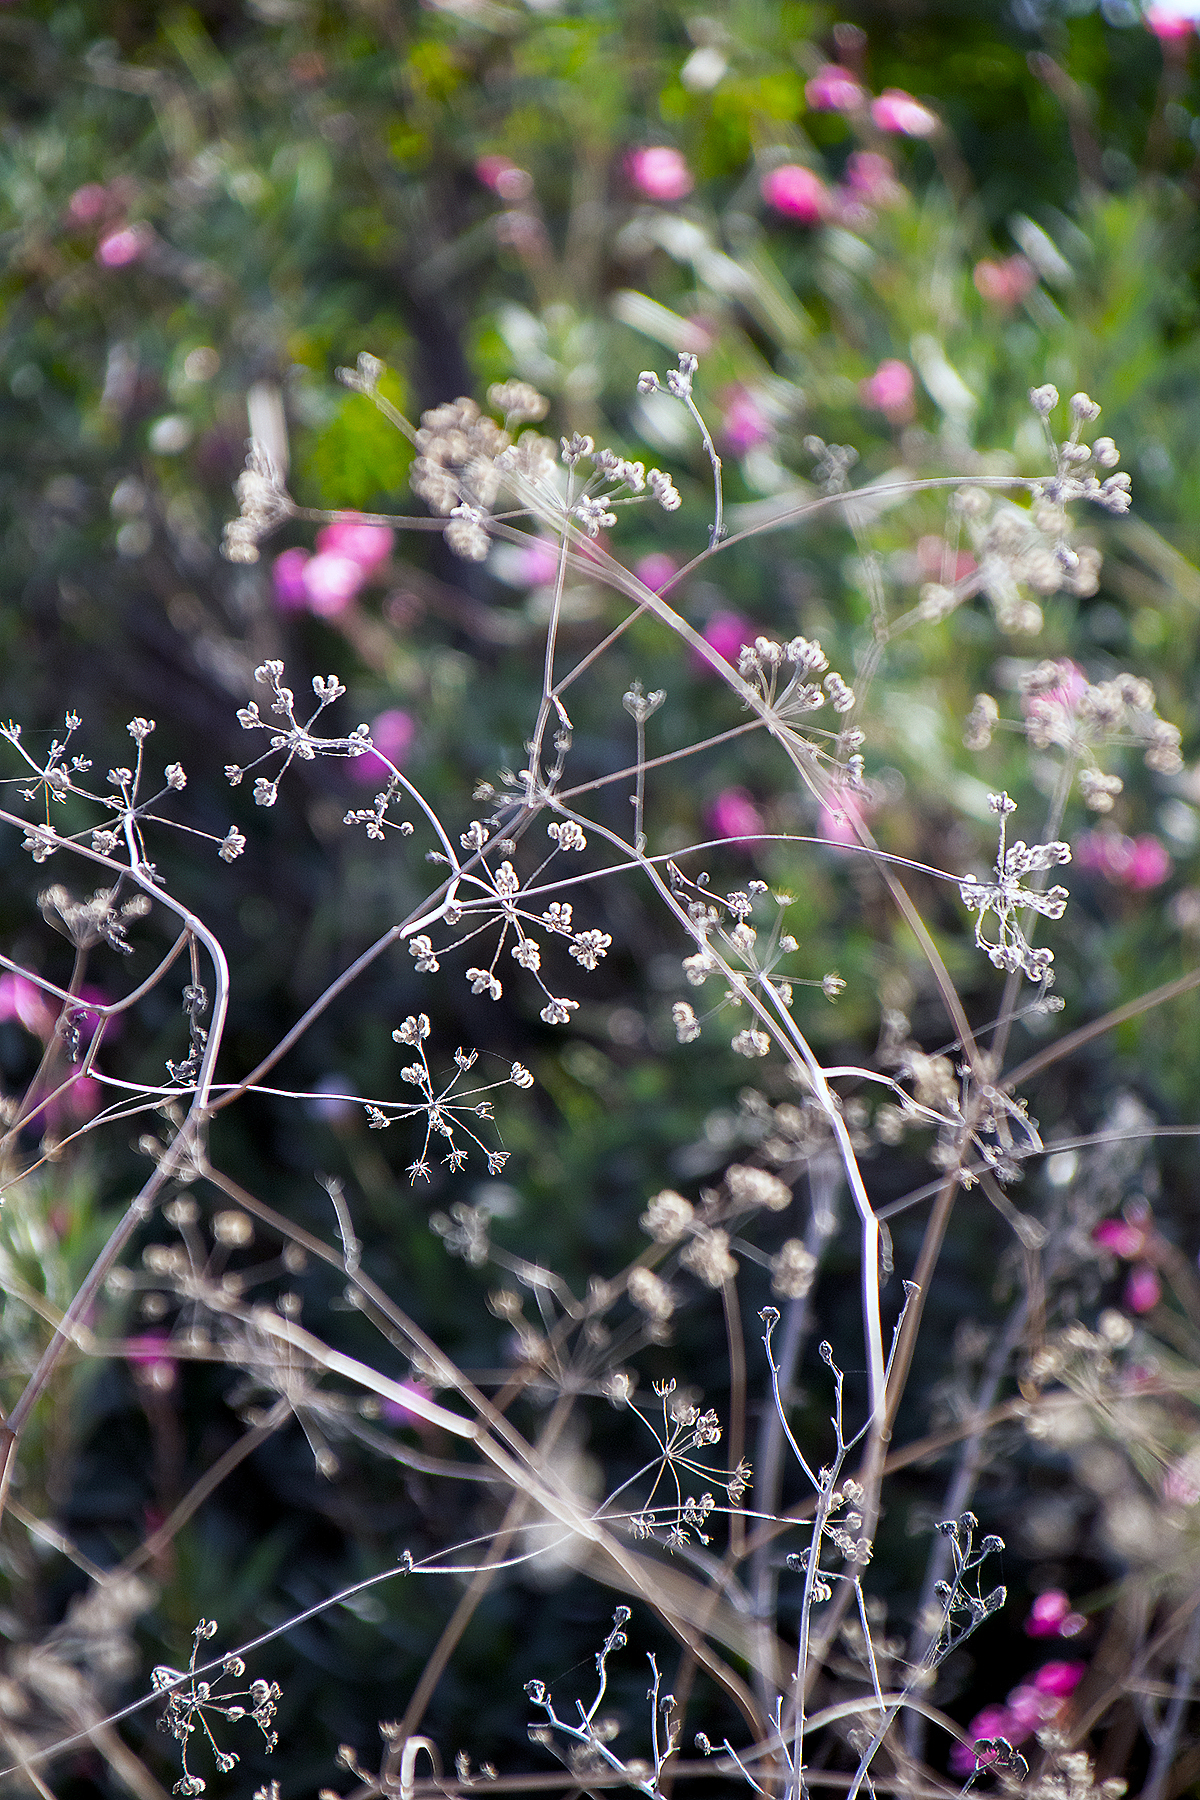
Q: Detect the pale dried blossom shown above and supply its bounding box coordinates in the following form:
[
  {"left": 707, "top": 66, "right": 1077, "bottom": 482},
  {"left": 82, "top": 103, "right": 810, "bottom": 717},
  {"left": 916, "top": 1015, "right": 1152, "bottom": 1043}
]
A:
[
  {"left": 221, "top": 444, "right": 294, "bottom": 563},
  {"left": 672, "top": 1001, "right": 701, "bottom": 1043},
  {"left": 726, "top": 1164, "right": 792, "bottom": 1212},
  {"left": 640, "top": 1189, "right": 694, "bottom": 1241},
  {"left": 681, "top": 1226, "right": 738, "bottom": 1287},
  {"left": 731, "top": 1027, "right": 771, "bottom": 1058},
  {"left": 628, "top": 1266, "right": 675, "bottom": 1321},
  {"left": 540, "top": 996, "right": 579, "bottom": 1025},
  {"left": 959, "top": 793, "right": 1070, "bottom": 984},
  {"left": 1018, "top": 660, "right": 1183, "bottom": 806},
  {"left": 569, "top": 929, "right": 611, "bottom": 970}
]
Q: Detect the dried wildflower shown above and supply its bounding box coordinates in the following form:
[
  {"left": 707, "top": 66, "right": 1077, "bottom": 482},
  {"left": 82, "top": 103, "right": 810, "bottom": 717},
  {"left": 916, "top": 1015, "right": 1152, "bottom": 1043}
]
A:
[
  {"left": 569, "top": 929, "right": 611, "bottom": 970},
  {"left": 628, "top": 1266, "right": 675, "bottom": 1321},
  {"left": 221, "top": 444, "right": 294, "bottom": 563},
  {"left": 640, "top": 1189, "right": 694, "bottom": 1241},
  {"left": 726, "top": 1164, "right": 792, "bottom": 1212},
  {"left": 681, "top": 1226, "right": 738, "bottom": 1287},
  {"left": 731, "top": 1028, "right": 771, "bottom": 1057},
  {"left": 672, "top": 1001, "right": 701, "bottom": 1043},
  {"left": 959, "top": 794, "right": 1070, "bottom": 984}
]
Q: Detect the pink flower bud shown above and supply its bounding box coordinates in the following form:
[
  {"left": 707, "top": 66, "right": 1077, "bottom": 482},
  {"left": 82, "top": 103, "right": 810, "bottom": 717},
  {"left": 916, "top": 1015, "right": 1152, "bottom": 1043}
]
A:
[
  {"left": 0, "top": 972, "right": 55, "bottom": 1037},
  {"left": 860, "top": 358, "right": 915, "bottom": 422},
  {"left": 315, "top": 519, "right": 394, "bottom": 571},
  {"left": 844, "top": 150, "right": 904, "bottom": 207},
  {"left": 476, "top": 155, "right": 533, "bottom": 201},
  {"left": 626, "top": 146, "right": 694, "bottom": 202},
  {"left": 805, "top": 64, "right": 867, "bottom": 111},
  {"left": 633, "top": 552, "right": 679, "bottom": 594},
  {"left": 302, "top": 552, "right": 366, "bottom": 617},
  {"left": 1093, "top": 1217, "right": 1147, "bottom": 1259},
  {"left": 692, "top": 610, "right": 752, "bottom": 672},
  {"left": 96, "top": 224, "right": 152, "bottom": 267},
  {"left": 1125, "top": 835, "right": 1172, "bottom": 891},
  {"left": 973, "top": 255, "right": 1037, "bottom": 308},
  {"left": 272, "top": 547, "right": 311, "bottom": 612},
  {"left": 1124, "top": 1264, "right": 1161, "bottom": 1314},
  {"left": 707, "top": 788, "right": 765, "bottom": 843},
  {"left": 1032, "top": 1661, "right": 1087, "bottom": 1699},
  {"left": 68, "top": 183, "right": 110, "bottom": 225},
  {"left": 1146, "top": 3, "right": 1198, "bottom": 37},
  {"left": 871, "top": 88, "right": 938, "bottom": 137},
  {"left": 1025, "top": 1591, "right": 1070, "bottom": 1636},
  {"left": 351, "top": 708, "right": 416, "bottom": 785},
  {"left": 719, "top": 387, "right": 773, "bottom": 454},
  {"left": 761, "top": 164, "right": 828, "bottom": 224}
]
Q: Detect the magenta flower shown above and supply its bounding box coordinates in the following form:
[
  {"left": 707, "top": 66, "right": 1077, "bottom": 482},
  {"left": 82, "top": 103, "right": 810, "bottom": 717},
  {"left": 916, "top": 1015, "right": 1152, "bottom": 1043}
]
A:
[
  {"left": 844, "top": 151, "right": 904, "bottom": 207},
  {"left": 1124, "top": 1264, "right": 1162, "bottom": 1313},
  {"left": 626, "top": 146, "right": 694, "bottom": 202},
  {"left": 949, "top": 1705, "right": 1020, "bottom": 1773},
  {"left": 381, "top": 1381, "right": 435, "bottom": 1428},
  {"left": 1093, "top": 1217, "right": 1147, "bottom": 1259},
  {"left": 62, "top": 1074, "right": 102, "bottom": 1122},
  {"left": 351, "top": 708, "right": 416, "bottom": 786},
  {"left": 1146, "top": 2, "right": 1198, "bottom": 36},
  {"left": 302, "top": 553, "right": 366, "bottom": 617},
  {"left": 707, "top": 788, "right": 765, "bottom": 843},
  {"left": 860, "top": 358, "right": 915, "bottom": 422},
  {"left": 1126, "top": 835, "right": 1172, "bottom": 890},
  {"left": 272, "top": 547, "right": 311, "bottom": 612},
  {"left": 805, "top": 64, "right": 867, "bottom": 111},
  {"left": 1075, "top": 830, "right": 1171, "bottom": 891},
  {"left": 315, "top": 519, "right": 394, "bottom": 571},
  {"left": 633, "top": 552, "right": 679, "bottom": 594},
  {"left": 74, "top": 984, "right": 119, "bottom": 1044},
  {"left": 819, "top": 795, "right": 868, "bottom": 847},
  {"left": 475, "top": 154, "right": 533, "bottom": 200},
  {"left": 518, "top": 537, "right": 563, "bottom": 587},
  {"left": 96, "top": 224, "right": 152, "bottom": 268},
  {"left": 0, "top": 972, "right": 54, "bottom": 1038},
  {"left": 973, "top": 255, "right": 1037, "bottom": 308},
  {"left": 68, "top": 183, "right": 111, "bottom": 225},
  {"left": 871, "top": 88, "right": 938, "bottom": 137},
  {"left": 719, "top": 388, "right": 774, "bottom": 454},
  {"left": 761, "top": 164, "right": 828, "bottom": 224},
  {"left": 1033, "top": 1661, "right": 1087, "bottom": 1699},
  {"left": 125, "top": 1330, "right": 178, "bottom": 1391},
  {"left": 1025, "top": 1590, "right": 1085, "bottom": 1638},
  {"left": 692, "top": 610, "right": 752, "bottom": 672}
]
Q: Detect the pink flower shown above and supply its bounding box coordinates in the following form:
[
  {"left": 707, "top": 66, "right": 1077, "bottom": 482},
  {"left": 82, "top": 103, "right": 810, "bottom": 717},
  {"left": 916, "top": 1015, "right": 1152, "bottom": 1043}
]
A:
[
  {"left": 844, "top": 151, "right": 904, "bottom": 207},
  {"left": 761, "top": 164, "right": 828, "bottom": 224},
  {"left": 860, "top": 358, "right": 915, "bottom": 422},
  {"left": 805, "top": 64, "right": 867, "bottom": 111},
  {"left": 1093, "top": 1217, "right": 1147, "bottom": 1259},
  {"left": 633, "top": 552, "right": 679, "bottom": 594},
  {"left": 973, "top": 255, "right": 1037, "bottom": 308},
  {"left": 1025, "top": 1590, "right": 1086, "bottom": 1638},
  {"left": 272, "top": 547, "right": 311, "bottom": 612},
  {"left": 1006, "top": 1685, "right": 1055, "bottom": 1733},
  {"left": 517, "top": 537, "right": 563, "bottom": 587},
  {"left": 950, "top": 1705, "right": 1021, "bottom": 1772},
  {"left": 1021, "top": 658, "right": 1087, "bottom": 717},
  {"left": 302, "top": 553, "right": 366, "bottom": 617},
  {"left": 707, "top": 788, "right": 765, "bottom": 843},
  {"left": 692, "top": 610, "right": 752, "bottom": 672},
  {"left": 917, "top": 535, "right": 977, "bottom": 583},
  {"left": 68, "top": 183, "right": 111, "bottom": 225},
  {"left": 819, "top": 795, "right": 867, "bottom": 847},
  {"left": 62, "top": 1074, "right": 102, "bottom": 1122},
  {"left": 315, "top": 519, "right": 394, "bottom": 571},
  {"left": 381, "top": 1381, "right": 435, "bottom": 1428},
  {"left": 96, "top": 224, "right": 152, "bottom": 267},
  {"left": 1033, "top": 1660, "right": 1087, "bottom": 1699},
  {"left": 627, "top": 146, "right": 694, "bottom": 202},
  {"left": 1126, "top": 835, "right": 1172, "bottom": 890},
  {"left": 351, "top": 708, "right": 416, "bottom": 786},
  {"left": 0, "top": 973, "right": 54, "bottom": 1038},
  {"left": 871, "top": 88, "right": 938, "bottom": 137},
  {"left": 1124, "top": 1264, "right": 1162, "bottom": 1313},
  {"left": 125, "top": 1330, "right": 178, "bottom": 1391},
  {"left": 720, "top": 387, "right": 774, "bottom": 454},
  {"left": 74, "top": 985, "right": 119, "bottom": 1044},
  {"left": 476, "top": 155, "right": 533, "bottom": 201},
  {"left": 1075, "top": 830, "right": 1171, "bottom": 891},
  {"left": 1146, "top": 3, "right": 1199, "bottom": 37}
]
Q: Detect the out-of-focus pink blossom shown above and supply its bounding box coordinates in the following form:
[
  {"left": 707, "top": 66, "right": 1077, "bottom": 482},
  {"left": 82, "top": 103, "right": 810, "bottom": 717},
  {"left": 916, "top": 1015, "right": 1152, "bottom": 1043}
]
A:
[
  {"left": 707, "top": 788, "right": 765, "bottom": 843},
  {"left": 1075, "top": 830, "right": 1171, "bottom": 891},
  {"left": 626, "top": 146, "right": 694, "bottom": 202},
  {"left": 68, "top": 183, "right": 111, "bottom": 225},
  {"left": 692, "top": 610, "right": 752, "bottom": 673},
  {"left": 381, "top": 1381, "right": 435, "bottom": 1428},
  {"left": 96, "top": 224, "right": 152, "bottom": 268},
  {"left": 126, "top": 1330, "right": 178, "bottom": 1391},
  {"left": 950, "top": 1705, "right": 1019, "bottom": 1772},
  {"left": 1021, "top": 658, "right": 1088, "bottom": 718},
  {"left": 1125, "top": 1264, "right": 1162, "bottom": 1313},
  {"left": 633, "top": 552, "right": 679, "bottom": 594},
  {"left": 74, "top": 984, "right": 120, "bottom": 1043},
  {"left": 0, "top": 973, "right": 54, "bottom": 1038},
  {"left": 860, "top": 358, "right": 915, "bottom": 422},
  {"left": 1006, "top": 1684, "right": 1056, "bottom": 1733},
  {"left": 720, "top": 387, "right": 774, "bottom": 454},
  {"left": 62, "top": 1075, "right": 102, "bottom": 1122},
  {"left": 1162, "top": 1448, "right": 1200, "bottom": 1506},
  {"left": 819, "top": 795, "right": 868, "bottom": 847},
  {"left": 761, "top": 164, "right": 828, "bottom": 224},
  {"left": 302, "top": 553, "right": 366, "bottom": 617},
  {"left": 516, "top": 537, "right": 563, "bottom": 587},
  {"left": 1025, "top": 1590, "right": 1086, "bottom": 1638},
  {"left": 973, "top": 255, "right": 1037, "bottom": 308},
  {"left": 476, "top": 154, "right": 533, "bottom": 201},
  {"left": 1146, "top": 3, "right": 1199, "bottom": 38},
  {"left": 315, "top": 519, "right": 394, "bottom": 571},
  {"left": 844, "top": 150, "right": 904, "bottom": 207},
  {"left": 805, "top": 64, "right": 867, "bottom": 111},
  {"left": 351, "top": 709, "right": 416, "bottom": 786},
  {"left": 1093, "top": 1217, "right": 1147, "bottom": 1259},
  {"left": 1033, "top": 1661, "right": 1087, "bottom": 1698},
  {"left": 273, "top": 547, "right": 311, "bottom": 612},
  {"left": 917, "top": 535, "right": 977, "bottom": 583},
  {"left": 871, "top": 88, "right": 938, "bottom": 137}
]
